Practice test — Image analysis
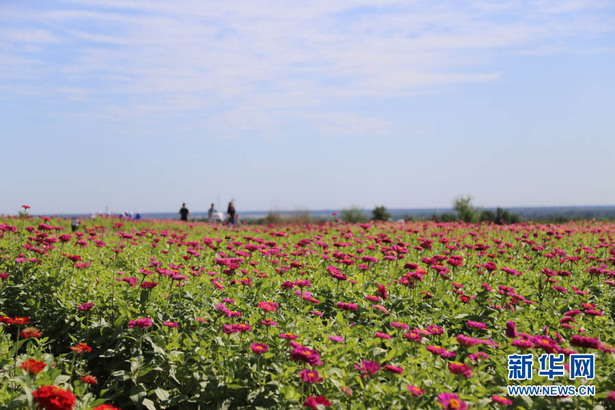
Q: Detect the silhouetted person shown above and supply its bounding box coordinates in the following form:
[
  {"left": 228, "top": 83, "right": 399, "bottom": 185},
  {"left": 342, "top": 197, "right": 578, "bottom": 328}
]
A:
[
  {"left": 179, "top": 203, "right": 191, "bottom": 221},
  {"left": 208, "top": 203, "right": 216, "bottom": 221},
  {"left": 227, "top": 201, "right": 236, "bottom": 225},
  {"left": 71, "top": 217, "right": 79, "bottom": 232}
]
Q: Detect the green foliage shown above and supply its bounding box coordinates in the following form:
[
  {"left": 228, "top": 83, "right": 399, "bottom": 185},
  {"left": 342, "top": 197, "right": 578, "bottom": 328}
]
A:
[
  {"left": 453, "top": 195, "right": 479, "bottom": 223},
  {"left": 1, "top": 216, "right": 614, "bottom": 409},
  {"left": 340, "top": 205, "right": 368, "bottom": 223},
  {"left": 371, "top": 206, "right": 391, "bottom": 222}
]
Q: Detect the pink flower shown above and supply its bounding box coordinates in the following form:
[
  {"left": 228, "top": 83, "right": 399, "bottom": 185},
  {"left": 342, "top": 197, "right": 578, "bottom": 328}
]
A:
[
  {"left": 258, "top": 301, "right": 278, "bottom": 312},
  {"left": 607, "top": 391, "right": 615, "bottom": 402},
  {"left": 354, "top": 361, "right": 381, "bottom": 379},
  {"left": 384, "top": 364, "right": 403, "bottom": 374},
  {"left": 128, "top": 317, "right": 153, "bottom": 329},
  {"left": 506, "top": 321, "right": 518, "bottom": 338},
  {"left": 448, "top": 362, "right": 473, "bottom": 378},
  {"left": 163, "top": 321, "right": 178, "bottom": 328},
  {"left": 374, "top": 332, "right": 391, "bottom": 339},
  {"left": 407, "top": 385, "right": 425, "bottom": 396},
  {"left": 468, "top": 352, "right": 489, "bottom": 362},
  {"left": 390, "top": 322, "right": 410, "bottom": 330},
  {"left": 299, "top": 369, "right": 323, "bottom": 384},
  {"left": 304, "top": 396, "right": 331, "bottom": 409},
  {"left": 140, "top": 281, "right": 158, "bottom": 289},
  {"left": 492, "top": 395, "right": 513, "bottom": 405},
  {"left": 329, "top": 335, "right": 345, "bottom": 343},
  {"left": 438, "top": 392, "right": 468, "bottom": 410},
  {"left": 251, "top": 343, "right": 269, "bottom": 355},
  {"left": 336, "top": 302, "right": 358, "bottom": 311},
  {"left": 291, "top": 346, "right": 323, "bottom": 366},
  {"left": 466, "top": 320, "right": 487, "bottom": 330},
  {"left": 77, "top": 302, "right": 95, "bottom": 311},
  {"left": 280, "top": 333, "right": 298, "bottom": 340}
]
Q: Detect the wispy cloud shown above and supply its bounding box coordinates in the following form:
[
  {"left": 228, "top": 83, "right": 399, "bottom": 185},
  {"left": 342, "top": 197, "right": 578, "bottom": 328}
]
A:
[{"left": 1, "top": 0, "right": 613, "bottom": 138}]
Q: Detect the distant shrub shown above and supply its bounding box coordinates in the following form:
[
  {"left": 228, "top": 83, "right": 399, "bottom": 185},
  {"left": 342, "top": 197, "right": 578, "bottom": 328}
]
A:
[
  {"left": 341, "top": 206, "right": 368, "bottom": 223},
  {"left": 371, "top": 206, "right": 391, "bottom": 222}
]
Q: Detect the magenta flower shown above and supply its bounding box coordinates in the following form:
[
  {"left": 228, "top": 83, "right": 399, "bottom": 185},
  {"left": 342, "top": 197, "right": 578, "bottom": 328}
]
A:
[
  {"left": 448, "top": 362, "right": 473, "bottom": 378},
  {"left": 329, "top": 335, "right": 345, "bottom": 343},
  {"left": 438, "top": 392, "right": 468, "bottom": 410},
  {"left": 77, "top": 302, "right": 95, "bottom": 311},
  {"left": 390, "top": 322, "right": 409, "bottom": 330},
  {"left": 374, "top": 332, "right": 391, "bottom": 340},
  {"left": 251, "top": 343, "right": 269, "bottom": 355},
  {"left": 304, "top": 395, "right": 331, "bottom": 409},
  {"left": 290, "top": 346, "right": 323, "bottom": 366},
  {"left": 354, "top": 361, "right": 381, "bottom": 379},
  {"left": 384, "top": 364, "right": 403, "bottom": 374},
  {"left": 258, "top": 301, "right": 278, "bottom": 312},
  {"left": 492, "top": 395, "right": 513, "bottom": 405},
  {"left": 607, "top": 391, "right": 615, "bottom": 402},
  {"left": 336, "top": 302, "right": 358, "bottom": 311},
  {"left": 299, "top": 369, "right": 323, "bottom": 384},
  {"left": 163, "top": 321, "right": 178, "bottom": 328},
  {"left": 280, "top": 333, "right": 297, "bottom": 340},
  {"left": 407, "top": 385, "right": 425, "bottom": 396},
  {"left": 466, "top": 320, "right": 487, "bottom": 330},
  {"left": 128, "top": 318, "right": 153, "bottom": 329},
  {"left": 506, "top": 321, "right": 518, "bottom": 338},
  {"left": 140, "top": 281, "right": 158, "bottom": 289},
  {"left": 570, "top": 335, "right": 601, "bottom": 349}
]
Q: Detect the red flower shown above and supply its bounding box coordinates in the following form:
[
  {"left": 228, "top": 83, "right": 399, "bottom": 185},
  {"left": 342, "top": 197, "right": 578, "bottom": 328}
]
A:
[
  {"left": 21, "top": 358, "right": 46, "bottom": 375},
  {"left": 32, "top": 385, "right": 76, "bottom": 410},
  {"left": 7, "top": 316, "right": 30, "bottom": 325},
  {"left": 304, "top": 395, "right": 331, "bottom": 409},
  {"left": 20, "top": 327, "right": 43, "bottom": 338},
  {"left": 81, "top": 375, "right": 97, "bottom": 385},
  {"left": 70, "top": 343, "right": 92, "bottom": 354}
]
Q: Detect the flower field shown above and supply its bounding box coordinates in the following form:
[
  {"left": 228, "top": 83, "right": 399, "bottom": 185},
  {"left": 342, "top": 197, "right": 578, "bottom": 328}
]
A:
[{"left": 1, "top": 216, "right": 614, "bottom": 409}]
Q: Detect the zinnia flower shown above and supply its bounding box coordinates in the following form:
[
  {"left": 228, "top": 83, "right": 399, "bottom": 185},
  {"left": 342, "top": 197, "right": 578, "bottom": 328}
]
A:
[
  {"left": 70, "top": 343, "right": 92, "bottom": 354},
  {"left": 299, "top": 369, "right": 323, "bottom": 384},
  {"left": 354, "top": 361, "right": 381, "bottom": 379},
  {"left": 492, "top": 395, "right": 513, "bottom": 405},
  {"left": 448, "top": 362, "right": 473, "bottom": 378},
  {"left": 304, "top": 395, "right": 331, "bottom": 409},
  {"left": 20, "top": 327, "right": 43, "bottom": 339},
  {"left": 251, "top": 343, "right": 269, "bottom": 354},
  {"left": 128, "top": 318, "right": 153, "bottom": 329},
  {"left": 81, "top": 375, "right": 97, "bottom": 385},
  {"left": 438, "top": 392, "right": 468, "bottom": 410},
  {"left": 32, "top": 385, "right": 76, "bottom": 410},
  {"left": 407, "top": 385, "right": 425, "bottom": 396},
  {"left": 21, "top": 358, "right": 46, "bottom": 375}
]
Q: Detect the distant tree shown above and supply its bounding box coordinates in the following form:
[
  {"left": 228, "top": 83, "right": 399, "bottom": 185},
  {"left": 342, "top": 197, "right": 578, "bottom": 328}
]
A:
[
  {"left": 453, "top": 195, "right": 479, "bottom": 223},
  {"left": 479, "top": 210, "right": 495, "bottom": 223},
  {"left": 372, "top": 206, "right": 391, "bottom": 221},
  {"left": 495, "top": 207, "right": 521, "bottom": 225},
  {"left": 432, "top": 213, "right": 456, "bottom": 222},
  {"left": 341, "top": 205, "right": 368, "bottom": 223}
]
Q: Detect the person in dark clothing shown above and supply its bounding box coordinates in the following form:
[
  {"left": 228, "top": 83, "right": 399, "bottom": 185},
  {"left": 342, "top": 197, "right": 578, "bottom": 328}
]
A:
[
  {"left": 71, "top": 217, "right": 79, "bottom": 232},
  {"left": 179, "top": 203, "right": 191, "bottom": 221},
  {"left": 227, "top": 201, "right": 236, "bottom": 225}
]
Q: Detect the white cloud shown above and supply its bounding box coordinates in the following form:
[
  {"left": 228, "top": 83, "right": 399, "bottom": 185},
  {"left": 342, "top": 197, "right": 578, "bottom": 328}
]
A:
[{"left": 1, "top": 0, "right": 613, "bottom": 138}]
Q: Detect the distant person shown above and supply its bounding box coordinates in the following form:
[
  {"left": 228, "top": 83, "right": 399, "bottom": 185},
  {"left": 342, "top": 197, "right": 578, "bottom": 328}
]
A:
[
  {"left": 208, "top": 203, "right": 216, "bottom": 221},
  {"left": 71, "top": 217, "right": 79, "bottom": 232},
  {"left": 227, "top": 201, "right": 236, "bottom": 225},
  {"left": 179, "top": 203, "right": 191, "bottom": 221},
  {"left": 135, "top": 213, "right": 142, "bottom": 220}
]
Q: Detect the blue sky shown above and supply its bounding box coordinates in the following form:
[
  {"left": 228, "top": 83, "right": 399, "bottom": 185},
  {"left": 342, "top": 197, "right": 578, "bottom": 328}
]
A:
[{"left": 1, "top": 0, "right": 614, "bottom": 215}]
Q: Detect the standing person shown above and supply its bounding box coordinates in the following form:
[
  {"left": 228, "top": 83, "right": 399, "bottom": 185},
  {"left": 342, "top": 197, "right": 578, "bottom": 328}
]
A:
[
  {"left": 179, "top": 203, "right": 191, "bottom": 222},
  {"left": 208, "top": 203, "right": 216, "bottom": 222},
  {"left": 227, "top": 201, "right": 236, "bottom": 226},
  {"left": 71, "top": 217, "right": 80, "bottom": 232}
]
